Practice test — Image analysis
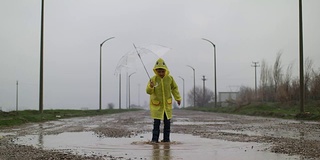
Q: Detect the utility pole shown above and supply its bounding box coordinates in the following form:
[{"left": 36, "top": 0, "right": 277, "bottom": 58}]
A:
[
  {"left": 201, "top": 75, "right": 207, "bottom": 107},
  {"left": 299, "top": 0, "right": 305, "bottom": 113},
  {"left": 252, "top": 62, "right": 260, "bottom": 99}
]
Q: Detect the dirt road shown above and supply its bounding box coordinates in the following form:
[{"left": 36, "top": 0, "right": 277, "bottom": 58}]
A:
[{"left": 0, "top": 110, "right": 319, "bottom": 159}]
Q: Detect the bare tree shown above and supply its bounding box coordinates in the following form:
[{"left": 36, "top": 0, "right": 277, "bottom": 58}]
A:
[
  {"left": 187, "top": 86, "right": 214, "bottom": 107},
  {"left": 260, "top": 59, "right": 268, "bottom": 102},
  {"left": 201, "top": 87, "right": 214, "bottom": 107},
  {"left": 245, "top": 53, "right": 319, "bottom": 104},
  {"left": 310, "top": 69, "right": 320, "bottom": 100},
  {"left": 291, "top": 78, "right": 300, "bottom": 101},
  {"left": 107, "top": 103, "right": 114, "bottom": 109},
  {"left": 267, "top": 65, "right": 275, "bottom": 101},
  {"left": 273, "top": 51, "right": 283, "bottom": 94},
  {"left": 284, "top": 62, "right": 293, "bottom": 87},
  {"left": 282, "top": 62, "right": 294, "bottom": 101},
  {"left": 304, "top": 57, "right": 313, "bottom": 100},
  {"left": 237, "top": 86, "right": 254, "bottom": 105}
]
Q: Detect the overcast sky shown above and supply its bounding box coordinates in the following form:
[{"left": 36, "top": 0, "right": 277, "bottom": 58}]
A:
[{"left": 1, "top": 0, "right": 319, "bottom": 111}]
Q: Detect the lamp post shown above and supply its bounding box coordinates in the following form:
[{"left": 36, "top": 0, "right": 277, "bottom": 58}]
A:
[
  {"left": 299, "top": 0, "right": 304, "bottom": 113},
  {"left": 39, "top": 0, "right": 44, "bottom": 113},
  {"left": 99, "top": 37, "right": 115, "bottom": 111},
  {"left": 138, "top": 84, "right": 140, "bottom": 107},
  {"left": 179, "top": 76, "right": 185, "bottom": 108},
  {"left": 119, "top": 73, "right": 121, "bottom": 109},
  {"left": 187, "top": 65, "right": 196, "bottom": 107},
  {"left": 128, "top": 72, "right": 136, "bottom": 109},
  {"left": 202, "top": 38, "right": 217, "bottom": 107},
  {"left": 16, "top": 80, "right": 19, "bottom": 112}
]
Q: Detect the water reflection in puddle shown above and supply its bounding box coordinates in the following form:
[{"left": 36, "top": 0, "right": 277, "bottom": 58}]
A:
[{"left": 14, "top": 132, "right": 299, "bottom": 160}]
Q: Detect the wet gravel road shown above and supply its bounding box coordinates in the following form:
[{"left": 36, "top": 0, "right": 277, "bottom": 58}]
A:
[{"left": 0, "top": 110, "right": 320, "bottom": 160}]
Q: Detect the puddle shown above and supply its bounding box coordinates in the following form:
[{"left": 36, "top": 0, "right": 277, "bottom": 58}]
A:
[
  {"left": 0, "top": 132, "right": 16, "bottom": 138},
  {"left": 173, "top": 121, "right": 229, "bottom": 125},
  {"left": 220, "top": 129, "right": 320, "bottom": 141},
  {"left": 219, "top": 130, "right": 262, "bottom": 137},
  {"left": 284, "top": 120, "right": 320, "bottom": 125},
  {"left": 13, "top": 132, "right": 299, "bottom": 160}
]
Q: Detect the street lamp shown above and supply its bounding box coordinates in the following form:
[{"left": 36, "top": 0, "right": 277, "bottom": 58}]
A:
[
  {"left": 119, "top": 73, "right": 121, "bottom": 109},
  {"left": 39, "top": 0, "right": 45, "bottom": 113},
  {"left": 299, "top": 0, "right": 304, "bottom": 113},
  {"left": 16, "top": 80, "right": 19, "bottom": 112},
  {"left": 138, "top": 84, "right": 140, "bottom": 107},
  {"left": 99, "top": 37, "right": 115, "bottom": 111},
  {"left": 128, "top": 72, "right": 136, "bottom": 109},
  {"left": 187, "top": 65, "right": 196, "bottom": 107},
  {"left": 202, "top": 38, "right": 217, "bottom": 107},
  {"left": 178, "top": 76, "right": 185, "bottom": 108}
]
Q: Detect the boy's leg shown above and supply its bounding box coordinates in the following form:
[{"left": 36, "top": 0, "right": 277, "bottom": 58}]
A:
[
  {"left": 163, "top": 113, "right": 171, "bottom": 142},
  {"left": 152, "top": 119, "right": 160, "bottom": 142}
]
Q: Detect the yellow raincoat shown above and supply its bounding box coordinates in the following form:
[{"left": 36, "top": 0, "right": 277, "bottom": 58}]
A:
[{"left": 146, "top": 58, "right": 181, "bottom": 120}]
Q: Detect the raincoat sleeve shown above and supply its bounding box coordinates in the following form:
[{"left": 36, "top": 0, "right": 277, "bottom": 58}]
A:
[
  {"left": 170, "top": 76, "right": 181, "bottom": 101},
  {"left": 146, "top": 78, "right": 155, "bottom": 95}
]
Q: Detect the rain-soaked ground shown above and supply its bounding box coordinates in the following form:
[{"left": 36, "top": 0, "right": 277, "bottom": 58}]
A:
[{"left": 1, "top": 110, "right": 320, "bottom": 159}]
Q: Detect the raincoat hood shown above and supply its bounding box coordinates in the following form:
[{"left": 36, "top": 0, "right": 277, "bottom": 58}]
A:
[{"left": 153, "top": 58, "right": 170, "bottom": 76}]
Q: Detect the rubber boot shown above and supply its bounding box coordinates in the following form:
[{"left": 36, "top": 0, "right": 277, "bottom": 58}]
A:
[
  {"left": 163, "top": 114, "right": 171, "bottom": 142},
  {"left": 152, "top": 119, "right": 160, "bottom": 143}
]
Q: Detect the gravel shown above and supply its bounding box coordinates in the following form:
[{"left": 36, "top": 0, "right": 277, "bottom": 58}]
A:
[{"left": 0, "top": 110, "right": 319, "bottom": 160}]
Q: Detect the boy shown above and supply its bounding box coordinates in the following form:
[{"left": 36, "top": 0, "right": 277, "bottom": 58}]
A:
[{"left": 146, "top": 58, "right": 181, "bottom": 143}]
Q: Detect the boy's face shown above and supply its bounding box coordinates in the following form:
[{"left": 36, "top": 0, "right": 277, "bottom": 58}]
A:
[{"left": 156, "top": 69, "right": 166, "bottom": 78}]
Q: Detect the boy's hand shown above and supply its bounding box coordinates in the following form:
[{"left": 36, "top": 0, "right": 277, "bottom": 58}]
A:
[
  {"left": 177, "top": 100, "right": 181, "bottom": 106},
  {"left": 150, "top": 81, "right": 154, "bottom": 88}
]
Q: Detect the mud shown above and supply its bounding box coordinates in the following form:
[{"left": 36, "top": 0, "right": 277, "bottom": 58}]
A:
[{"left": 0, "top": 110, "right": 319, "bottom": 159}]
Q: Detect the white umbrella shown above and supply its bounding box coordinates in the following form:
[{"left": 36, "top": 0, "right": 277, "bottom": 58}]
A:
[{"left": 114, "top": 44, "right": 171, "bottom": 79}]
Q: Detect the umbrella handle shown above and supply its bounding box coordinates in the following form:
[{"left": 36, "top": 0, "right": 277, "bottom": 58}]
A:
[
  {"left": 149, "top": 80, "right": 159, "bottom": 88},
  {"left": 154, "top": 82, "right": 159, "bottom": 88}
]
